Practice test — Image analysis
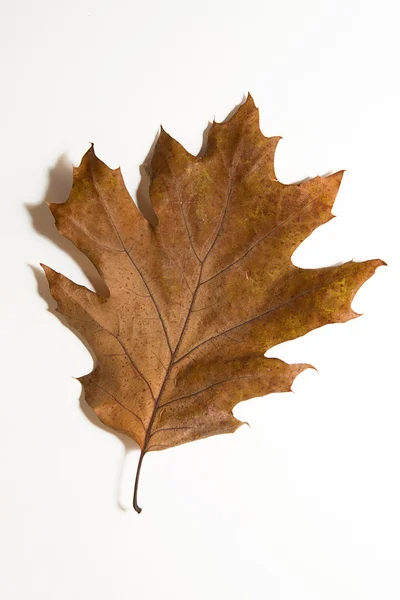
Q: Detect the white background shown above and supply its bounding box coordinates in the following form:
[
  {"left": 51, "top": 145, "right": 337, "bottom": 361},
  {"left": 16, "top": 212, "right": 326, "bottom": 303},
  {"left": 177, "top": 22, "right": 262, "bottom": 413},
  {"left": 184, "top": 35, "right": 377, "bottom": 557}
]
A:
[{"left": 0, "top": 1, "right": 399, "bottom": 598}]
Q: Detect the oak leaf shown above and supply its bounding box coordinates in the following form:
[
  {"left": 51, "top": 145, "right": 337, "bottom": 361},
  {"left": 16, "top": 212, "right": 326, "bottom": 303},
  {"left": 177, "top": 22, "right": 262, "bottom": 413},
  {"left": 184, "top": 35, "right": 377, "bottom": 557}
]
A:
[{"left": 42, "top": 96, "right": 383, "bottom": 512}]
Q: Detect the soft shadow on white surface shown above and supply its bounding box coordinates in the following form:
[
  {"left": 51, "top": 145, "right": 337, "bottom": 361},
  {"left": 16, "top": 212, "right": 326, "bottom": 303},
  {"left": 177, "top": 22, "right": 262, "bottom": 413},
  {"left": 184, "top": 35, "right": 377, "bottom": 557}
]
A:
[
  {"left": 27, "top": 155, "right": 141, "bottom": 511},
  {"left": 26, "top": 155, "right": 108, "bottom": 296},
  {"left": 136, "top": 131, "right": 159, "bottom": 227}
]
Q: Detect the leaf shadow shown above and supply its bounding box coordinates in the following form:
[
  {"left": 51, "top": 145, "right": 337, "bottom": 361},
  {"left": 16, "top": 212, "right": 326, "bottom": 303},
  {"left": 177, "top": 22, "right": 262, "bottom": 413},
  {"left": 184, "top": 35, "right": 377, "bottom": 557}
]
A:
[
  {"left": 136, "top": 131, "right": 159, "bottom": 227},
  {"left": 27, "top": 154, "right": 140, "bottom": 511},
  {"left": 26, "top": 154, "right": 109, "bottom": 297},
  {"left": 198, "top": 121, "right": 214, "bottom": 157}
]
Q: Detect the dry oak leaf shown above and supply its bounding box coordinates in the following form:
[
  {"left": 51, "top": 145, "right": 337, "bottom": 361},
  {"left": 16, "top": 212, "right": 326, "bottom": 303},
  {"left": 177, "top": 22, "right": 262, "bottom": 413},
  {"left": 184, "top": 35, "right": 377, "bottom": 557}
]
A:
[{"left": 42, "top": 96, "right": 384, "bottom": 513}]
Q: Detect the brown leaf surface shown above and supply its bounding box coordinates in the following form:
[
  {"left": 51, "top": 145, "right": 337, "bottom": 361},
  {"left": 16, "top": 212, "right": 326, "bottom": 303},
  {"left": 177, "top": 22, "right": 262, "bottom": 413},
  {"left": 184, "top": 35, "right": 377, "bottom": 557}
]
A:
[{"left": 42, "top": 96, "right": 384, "bottom": 512}]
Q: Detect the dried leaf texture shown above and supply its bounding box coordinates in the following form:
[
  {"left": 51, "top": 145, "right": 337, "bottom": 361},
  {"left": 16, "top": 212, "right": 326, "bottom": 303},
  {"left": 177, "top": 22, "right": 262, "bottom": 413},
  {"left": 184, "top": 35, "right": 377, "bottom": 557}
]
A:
[{"left": 42, "top": 96, "right": 383, "bottom": 512}]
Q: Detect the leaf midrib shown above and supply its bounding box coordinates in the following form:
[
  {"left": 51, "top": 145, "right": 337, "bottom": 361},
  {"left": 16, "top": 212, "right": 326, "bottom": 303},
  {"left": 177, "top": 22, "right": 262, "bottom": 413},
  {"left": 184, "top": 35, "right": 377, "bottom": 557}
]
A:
[{"left": 141, "top": 177, "right": 235, "bottom": 455}]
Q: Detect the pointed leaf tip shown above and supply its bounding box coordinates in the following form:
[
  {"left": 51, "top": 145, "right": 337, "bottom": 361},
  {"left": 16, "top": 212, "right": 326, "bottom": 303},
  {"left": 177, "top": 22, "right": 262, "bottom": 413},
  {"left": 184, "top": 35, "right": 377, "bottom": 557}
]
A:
[{"left": 246, "top": 92, "right": 256, "bottom": 105}]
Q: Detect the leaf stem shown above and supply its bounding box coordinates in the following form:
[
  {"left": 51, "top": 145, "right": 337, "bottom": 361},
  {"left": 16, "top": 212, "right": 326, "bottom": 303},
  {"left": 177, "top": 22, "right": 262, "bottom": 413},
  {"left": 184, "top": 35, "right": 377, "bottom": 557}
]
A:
[
  {"left": 131, "top": 179, "right": 234, "bottom": 512},
  {"left": 133, "top": 451, "right": 145, "bottom": 513}
]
